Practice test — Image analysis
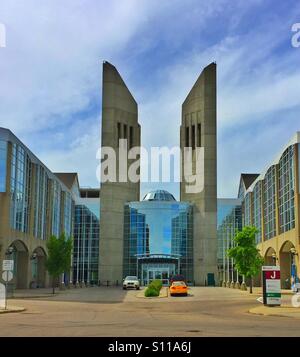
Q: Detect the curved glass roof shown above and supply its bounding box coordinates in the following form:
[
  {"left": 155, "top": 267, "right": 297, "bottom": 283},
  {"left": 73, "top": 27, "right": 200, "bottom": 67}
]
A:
[{"left": 142, "top": 190, "right": 176, "bottom": 202}]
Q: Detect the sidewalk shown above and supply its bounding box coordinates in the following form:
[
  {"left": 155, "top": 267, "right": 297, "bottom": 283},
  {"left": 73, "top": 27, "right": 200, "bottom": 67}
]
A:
[
  {"left": 247, "top": 287, "right": 294, "bottom": 296},
  {"left": 249, "top": 305, "right": 300, "bottom": 318},
  {"left": 248, "top": 287, "right": 300, "bottom": 318}
]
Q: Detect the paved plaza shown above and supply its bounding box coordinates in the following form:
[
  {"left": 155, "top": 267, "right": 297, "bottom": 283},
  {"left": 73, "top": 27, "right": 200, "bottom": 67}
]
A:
[{"left": 0, "top": 287, "right": 300, "bottom": 336}]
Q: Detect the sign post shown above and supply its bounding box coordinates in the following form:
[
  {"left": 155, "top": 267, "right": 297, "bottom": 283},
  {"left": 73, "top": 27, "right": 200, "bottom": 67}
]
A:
[
  {"left": 1, "top": 260, "right": 14, "bottom": 310},
  {"left": 262, "top": 266, "right": 281, "bottom": 306}
]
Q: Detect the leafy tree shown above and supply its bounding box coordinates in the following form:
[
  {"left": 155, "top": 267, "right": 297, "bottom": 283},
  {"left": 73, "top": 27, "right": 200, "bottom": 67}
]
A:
[
  {"left": 227, "top": 226, "right": 264, "bottom": 294},
  {"left": 45, "top": 233, "right": 73, "bottom": 294}
]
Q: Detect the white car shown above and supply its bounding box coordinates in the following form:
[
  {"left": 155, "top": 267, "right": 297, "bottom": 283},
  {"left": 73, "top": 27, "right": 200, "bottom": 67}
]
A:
[{"left": 123, "top": 276, "right": 140, "bottom": 290}]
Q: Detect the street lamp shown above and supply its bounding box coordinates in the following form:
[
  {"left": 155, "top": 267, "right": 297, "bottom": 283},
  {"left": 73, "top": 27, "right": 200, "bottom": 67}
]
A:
[
  {"left": 271, "top": 253, "right": 277, "bottom": 266},
  {"left": 30, "top": 253, "right": 37, "bottom": 260},
  {"left": 6, "top": 246, "right": 14, "bottom": 256}
]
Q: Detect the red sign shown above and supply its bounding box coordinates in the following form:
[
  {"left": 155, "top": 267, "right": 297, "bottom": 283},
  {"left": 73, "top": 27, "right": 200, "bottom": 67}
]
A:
[{"left": 265, "top": 270, "right": 280, "bottom": 279}]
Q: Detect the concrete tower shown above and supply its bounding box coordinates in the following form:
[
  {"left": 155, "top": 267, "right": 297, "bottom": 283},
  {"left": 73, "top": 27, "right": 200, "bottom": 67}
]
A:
[
  {"left": 180, "top": 62, "right": 217, "bottom": 286},
  {"left": 99, "top": 62, "right": 141, "bottom": 283}
]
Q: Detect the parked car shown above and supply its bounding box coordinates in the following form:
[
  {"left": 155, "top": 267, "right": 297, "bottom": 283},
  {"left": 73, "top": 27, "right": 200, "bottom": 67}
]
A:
[
  {"left": 123, "top": 276, "right": 140, "bottom": 290},
  {"left": 169, "top": 281, "right": 188, "bottom": 297},
  {"left": 169, "top": 274, "right": 186, "bottom": 286}
]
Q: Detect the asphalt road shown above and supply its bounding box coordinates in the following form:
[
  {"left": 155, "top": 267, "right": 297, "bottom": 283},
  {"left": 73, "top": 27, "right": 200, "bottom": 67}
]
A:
[{"left": 0, "top": 287, "right": 299, "bottom": 336}]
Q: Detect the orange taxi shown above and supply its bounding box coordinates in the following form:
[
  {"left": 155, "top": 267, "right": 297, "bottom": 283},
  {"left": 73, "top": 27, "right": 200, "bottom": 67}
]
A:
[{"left": 169, "top": 281, "right": 188, "bottom": 296}]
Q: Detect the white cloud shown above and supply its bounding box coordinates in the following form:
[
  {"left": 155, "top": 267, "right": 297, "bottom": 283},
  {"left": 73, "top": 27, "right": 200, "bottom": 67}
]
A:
[{"left": 0, "top": 0, "right": 299, "bottom": 197}]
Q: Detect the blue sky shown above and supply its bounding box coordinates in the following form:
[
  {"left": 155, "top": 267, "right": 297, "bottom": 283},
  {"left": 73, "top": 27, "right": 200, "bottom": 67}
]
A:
[{"left": 0, "top": 0, "right": 300, "bottom": 199}]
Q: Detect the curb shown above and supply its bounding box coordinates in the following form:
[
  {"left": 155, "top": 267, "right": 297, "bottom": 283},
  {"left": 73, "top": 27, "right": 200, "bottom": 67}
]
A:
[
  {"left": 249, "top": 306, "right": 300, "bottom": 318},
  {"left": 0, "top": 307, "right": 26, "bottom": 314},
  {"left": 11, "top": 295, "right": 57, "bottom": 299},
  {"left": 136, "top": 287, "right": 168, "bottom": 299}
]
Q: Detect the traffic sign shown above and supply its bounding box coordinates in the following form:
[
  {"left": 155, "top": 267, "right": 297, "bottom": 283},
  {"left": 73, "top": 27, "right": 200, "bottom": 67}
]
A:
[
  {"left": 0, "top": 283, "right": 5, "bottom": 310},
  {"left": 256, "top": 297, "right": 263, "bottom": 304},
  {"left": 2, "top": 271, "right": 13, "bottom": 282},
  {"left": 2, "top": 260, "right": 14, "bottom": 271},
  {"left": 262, "top": 266, "right": 281, "bottom": 306}
]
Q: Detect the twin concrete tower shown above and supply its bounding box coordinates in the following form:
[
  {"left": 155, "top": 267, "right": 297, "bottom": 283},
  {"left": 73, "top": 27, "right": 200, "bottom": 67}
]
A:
[{"left": 99, "top": 61, "right": 217, "bottom": 285}]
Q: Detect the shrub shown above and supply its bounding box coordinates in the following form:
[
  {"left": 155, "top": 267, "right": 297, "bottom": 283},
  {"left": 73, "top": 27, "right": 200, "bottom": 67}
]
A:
[
  {"left": 144, "top": 279, "right": 163, "bottom": 297},
  {"left": 150, "top": 279, "right": 162, "bottom": 292},
  {"left": 144, "top": 286, "right": 159, "bottom": 297}
]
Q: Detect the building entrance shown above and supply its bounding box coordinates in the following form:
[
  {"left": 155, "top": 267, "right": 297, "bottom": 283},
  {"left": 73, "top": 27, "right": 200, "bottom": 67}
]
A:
[{"left": 142, "top": 262, "right": 176, "bottom": 286}]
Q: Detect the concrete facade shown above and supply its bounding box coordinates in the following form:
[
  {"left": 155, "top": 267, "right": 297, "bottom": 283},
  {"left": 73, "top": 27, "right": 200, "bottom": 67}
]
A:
[
  {"left": 99, "top": 62, "right": 141, "bottom": 284},
  {"left": 180, "top": 63, "right": 218, "bottom": 285}
]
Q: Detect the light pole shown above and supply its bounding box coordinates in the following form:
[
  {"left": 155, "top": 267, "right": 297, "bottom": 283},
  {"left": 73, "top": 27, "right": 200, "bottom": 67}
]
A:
[
  {"left": 226, "top": 223, "right": 230, "bottom": 288},
  {"left": 230, "top": 221, "right": 235, "bottom": 288},
  {"left": 4, "top": 246, "right": 15, "bottom": 300},
  {"left": 76, "top": 234, "right": 80, "bottom": 288},
  {"left": 87, "top": 214, "right": 92, "bottom": 287},
  {"left": 241, "top": 274, "right": 247, "bottom": 291},
  {"left": 222, "top": 225, "right": 226, "bottom": 287},
  {"left": 233, "top": 218, "right": 240, "bottom": 289},
  {"left": 235, "top": 269, "right": 240, "bottom": 289}
]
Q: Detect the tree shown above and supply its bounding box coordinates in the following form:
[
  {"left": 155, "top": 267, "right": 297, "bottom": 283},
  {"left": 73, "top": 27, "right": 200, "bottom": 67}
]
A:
[
  {"left": 227, "top": 226, "right": 264, "bottom": 294},
  {"left": 45, "top": 233, "right": 73, "bottom": 294}
]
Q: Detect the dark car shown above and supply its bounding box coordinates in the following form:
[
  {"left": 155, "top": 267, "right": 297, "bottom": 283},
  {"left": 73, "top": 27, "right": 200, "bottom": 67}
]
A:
[{"left": 169, "top": 274, "right": 186, "bottom": 286}]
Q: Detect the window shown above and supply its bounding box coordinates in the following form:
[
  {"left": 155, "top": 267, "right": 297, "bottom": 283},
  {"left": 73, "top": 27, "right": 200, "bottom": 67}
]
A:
[
  {"left": 252, "top": 181, "right": 262, "bottom": 244},
  {"left": 191, "top": 125, "right": 195, "bottom": 150},
  {"left": 197, "top": 124, "right": 201, "bottom": 147},
  {"left": 123, "top": 202, "right": 194, "bottom": 283},
  {"left": 63, "top": 191, "right": 72, "bottom": 238},
  {"left": 244, "top": 193, "right": 251, "bottom": 226},
  {"left": 0, "top": 140, "right": 7, "bottom": 192},
  {"left": 34, "top": 165, "right": 48, "bottom": 239},
  {"left": 52, "top": 180, "right": 61, "bottom": 236},
  {"left": 185, "top": 127, "right": 189, "bottom": 147},
  {"left": 129, "top": 126, "right": 133, "bottom": 149},
  {"left": 73, "top": 204, "right": 100, "bottom": 284},
  {"left": 10, "top": 143, "right": 31, "bottom": 233},
  {"left": 278, "top": 146, "right": 295, "bottom": 233},
  {"left": 263, "top": 166, "right": 276, "bottom": 240},
  {"left": 117, "top": 122, "right": 121, "bottom": 146},
  {"left": 124, "top": 124, "right": 127, "bottom": 141}
]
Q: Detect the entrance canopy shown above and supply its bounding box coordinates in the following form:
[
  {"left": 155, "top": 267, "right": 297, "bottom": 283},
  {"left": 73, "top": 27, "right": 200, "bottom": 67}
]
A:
[{"left": 135, "top": 254, "right": 181, "bottom": 286}]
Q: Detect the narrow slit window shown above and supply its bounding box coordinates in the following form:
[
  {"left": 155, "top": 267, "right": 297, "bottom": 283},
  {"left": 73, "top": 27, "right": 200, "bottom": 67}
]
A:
[
  {"left": 197, "top": 123, "right": 201, "bottom": 147},
  {"left": 124, "top": 124, "right": 128, "bottom": 141},
  {"left": 117, "top": 122, "right": 121, "bottom": 146},
  {"left": 185, "top": 127, "right": 189, "bottom": 147},
  {"left": 192, "top": 125, "right": 195, "bottom": 150},
  {"left": 129, "top": 126, "right": 133, "bottom": 148}
]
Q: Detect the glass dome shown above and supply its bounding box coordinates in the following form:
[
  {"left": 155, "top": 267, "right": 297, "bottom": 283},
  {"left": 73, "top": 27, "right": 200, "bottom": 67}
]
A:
[{"left": 142, "top": 190, "right": 176, "bottom": 202}]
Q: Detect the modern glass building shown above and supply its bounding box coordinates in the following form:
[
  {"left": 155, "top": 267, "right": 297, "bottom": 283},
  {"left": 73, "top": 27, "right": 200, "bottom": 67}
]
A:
[
  {"left": 217, "top": 199, "right": 242, "bottom": 287},
  {"left": 0, "top": 128, "right": 74, "bottom": 289},
  {"left": 73, "top": 188, "right": 100, "bottom": 286},
  {"left": 123, "top": 190, "right": 193, "bottom": 285}
]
